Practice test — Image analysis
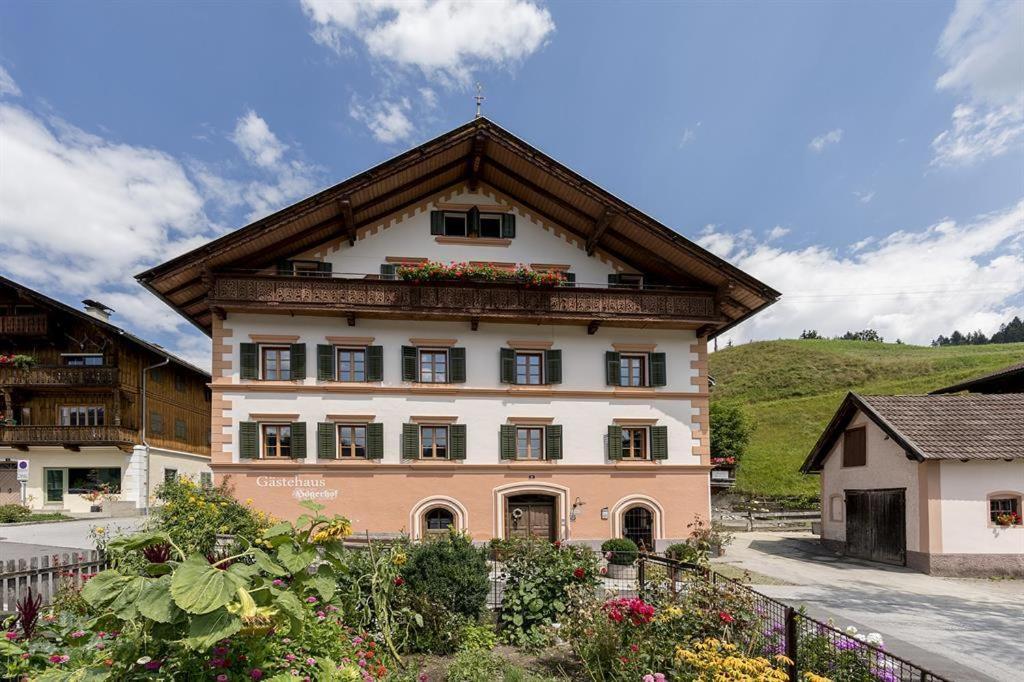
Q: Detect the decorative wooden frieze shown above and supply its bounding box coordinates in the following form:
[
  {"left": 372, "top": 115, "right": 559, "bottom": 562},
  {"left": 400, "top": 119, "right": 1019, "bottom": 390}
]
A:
[{"left": 0, "top": 366, "right": 118, "bottom": 387}]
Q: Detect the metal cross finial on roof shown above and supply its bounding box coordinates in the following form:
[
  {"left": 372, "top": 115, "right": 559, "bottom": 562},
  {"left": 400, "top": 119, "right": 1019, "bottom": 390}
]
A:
[{"left": 474, "top": 82, "right": 484, "bottom": 118}]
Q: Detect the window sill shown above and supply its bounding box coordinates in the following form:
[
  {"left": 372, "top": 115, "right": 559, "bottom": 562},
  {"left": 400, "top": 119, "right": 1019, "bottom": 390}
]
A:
[{"left": 434, "top": 236, "right": 511, "bottom": 247}]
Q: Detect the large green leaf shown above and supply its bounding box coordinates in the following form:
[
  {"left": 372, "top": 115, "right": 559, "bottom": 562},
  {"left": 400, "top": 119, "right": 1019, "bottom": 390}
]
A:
[
  {"left": 185, "top": 608, "right": 242, "bottom": 650},
  {"left": 171, "top": 555, "right": 246, "bottom": 615},
  {"left": 310, "top": 573, "right": 336, "bottom": 601},
  {"left": 227, "top": 561, "right": 259, "bottom": 582},
  {"left": 276, "top": 542, "right": 316, "bottom": 574},
  {"left": 108, "top": 576, "right": 148, "bottom": 620},
  {"left": 137, "top": 575, "right": 179, "bottom": 623},
  {"left": 263, "top": 521, "right": 293, "bottom": 539},
  {"left": 273, "top": 590, "right": 305, "bottom": 621},
  {"left": 80, "top": 570, "right": 129, "bottom": 609},
  {"left": 250, "top": 548, "right": 287, "bottom": 576},
  {"left": 34, "top": 666, "right": 110, "bottom": 682},
  {"left": 106, "top": 531, "right": 172, "bottom": 554},
  {"left": 0, "top": 640, "right": 24, "bottom": 656}
]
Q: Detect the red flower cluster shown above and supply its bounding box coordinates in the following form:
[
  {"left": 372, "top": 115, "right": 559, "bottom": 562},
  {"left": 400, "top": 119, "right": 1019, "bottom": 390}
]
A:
[
  {"left": 710, "top": 456, "right": 737, "bottom": 466},
  {"left": 393, "top": 576, "right": 405, "bottom": 587},
  {"left": 572, "top": 567, "right": 585, "bottom": 579},
  {"left": 603, "top": 597, "right": 656, "bottom": 625},
  {"left": 718, "top": 611, "right": 735, "bottom": 624}
]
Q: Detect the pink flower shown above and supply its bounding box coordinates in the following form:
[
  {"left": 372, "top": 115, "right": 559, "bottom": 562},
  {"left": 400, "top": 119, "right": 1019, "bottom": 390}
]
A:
[
  {"left": 95, "top": 642, "right": 106, "bottom": 650},
  {"left": 629, "top": 643, "right": 639, "bottom": 652},
  {"left": 352, "top": 636, "right": 364, "bottom": 645},
  {"left": 326, "top": 605, "right": 339, "bottom": 612},
  {"left": 599, "top": 566, "right": 608, "bottom": 575},
  {"left": 305, "top": 596, "right": 318, "bottom": 603},
  {"left": 272, "top": 579, "right": 284, "bottom": 586},
  {"left": 217, "top": 676, "right": 228, "bottom": 682},
  {"left": 70, "top": 630, "right": 86, "bottom": 638},
  {"left": 285, "top": 654, "right": 297, "bottom": 662},
  {"left": 250, "top": 670, "right": 264, "bottom": 680},
  {"left": 654, "top": 674, "right": 666, "bottom": 682},
  {"left": 644, "top": 676, "right": 655, "bottom": 682},
  {"left": 306, "top": 657, "right": 317, "bottom": 666},
  {"left": 49, "top": 654, "right": 70, "bottom": 664},
  {"left": 4, "top": 631, "right": 16, "bottom": 641}
]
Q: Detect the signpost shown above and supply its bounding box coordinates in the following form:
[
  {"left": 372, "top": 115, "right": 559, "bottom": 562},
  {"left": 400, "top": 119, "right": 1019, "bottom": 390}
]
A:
[{"left": 16, "top": 459, "right": 28, "bottom": 505}]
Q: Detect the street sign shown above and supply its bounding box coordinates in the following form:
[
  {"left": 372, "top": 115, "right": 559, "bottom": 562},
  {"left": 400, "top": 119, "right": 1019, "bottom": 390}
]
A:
[{"left": 16, "top": 459, "right": 29, "bottom": 482}]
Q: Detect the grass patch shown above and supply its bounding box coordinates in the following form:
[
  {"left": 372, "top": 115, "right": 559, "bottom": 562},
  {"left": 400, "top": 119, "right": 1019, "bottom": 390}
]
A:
[
  {"left": 0, "top": 512, "right": 72, "bottom": 524},
  {"left": 709, "top": 340, "right": 1024, "bottom": 497}
]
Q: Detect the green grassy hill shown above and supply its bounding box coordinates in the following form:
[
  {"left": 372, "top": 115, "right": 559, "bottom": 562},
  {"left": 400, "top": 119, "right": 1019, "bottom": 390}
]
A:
[{"left": 708, "top": 339, "right": 1024, "bottom": 497}]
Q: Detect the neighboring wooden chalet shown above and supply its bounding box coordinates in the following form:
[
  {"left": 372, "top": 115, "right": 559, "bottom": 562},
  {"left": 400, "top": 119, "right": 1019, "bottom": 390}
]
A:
[
  {"left": 802, "top": 388, "right": 1024, "bottom": 577},
  {"left": 137, "top": 117, "right": 778, "bottom": 547},
  {"left": 0, "top": 276, "right": 212, "bottom": 513},
  {"left": 931, "top": 361, "right": 1024, "bottom": 395}
]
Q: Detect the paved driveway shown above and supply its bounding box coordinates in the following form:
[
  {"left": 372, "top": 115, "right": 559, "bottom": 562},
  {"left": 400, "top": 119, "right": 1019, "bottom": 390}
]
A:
[
  {"left": 712, "top": 531, "right": 1023, "bottom": 682},
  {"left": 0, "top": 518, "right": 145, "bottom": 563}
]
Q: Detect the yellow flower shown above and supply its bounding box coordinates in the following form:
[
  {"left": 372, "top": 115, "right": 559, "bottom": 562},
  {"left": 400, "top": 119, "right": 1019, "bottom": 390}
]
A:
[
  {"left": 245, "top": 498, "right": 254, "bottom": 505},
  {"left": 391, "top": 552, "right": 407, "bottom": 566},
  {"left": 94, "top": 527, "right": 105, "bottom": 535}
]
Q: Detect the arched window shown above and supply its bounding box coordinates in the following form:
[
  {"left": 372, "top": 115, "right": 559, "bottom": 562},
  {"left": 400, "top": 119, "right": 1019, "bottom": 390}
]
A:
[
  {"left": 623, "top": 506, "right": 654, "bottom": 550},
  {"left": 424, "top": 507, "right": 455, "bottom": 536}
]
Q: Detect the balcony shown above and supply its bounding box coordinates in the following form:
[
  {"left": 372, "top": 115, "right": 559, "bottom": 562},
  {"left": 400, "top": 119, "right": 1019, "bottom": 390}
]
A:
[
  {"left": 0, "top": 314, "right": 48, "bottom": 336},
  {"left": 0, "top": 365, "right": 118, "bottom": 388},
  {"left": 209, "top": 274, "right": 720, "bottom": 328},
  {"left": 0, "top": 425, "right": 136, "bottom": 450}
]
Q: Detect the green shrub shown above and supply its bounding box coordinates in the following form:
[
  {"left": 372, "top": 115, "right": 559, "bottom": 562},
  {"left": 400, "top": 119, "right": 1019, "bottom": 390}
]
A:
[
  {"left": 150, "top": 476, "right": 268, "bottom": 555},
  {"left": 445, "top": 649, "right": 557, "bottom": 682},
  {"left": 601, "top": 538, "right": 638, "bottom": 565},
  {"left": 665, "top": 542, "right": 702, "bottom": 564},
  {"left": 458, "top": 621, "right": 498, "bottom": 651},
  {"left": 0, "top": 504, "right": 31, "bottom": 523},
  {"left": 499, "top": 540, "right": 599, "bottom": 647},
  {"left": 401, "top": 530, "right": 490, "bottom": 619}
]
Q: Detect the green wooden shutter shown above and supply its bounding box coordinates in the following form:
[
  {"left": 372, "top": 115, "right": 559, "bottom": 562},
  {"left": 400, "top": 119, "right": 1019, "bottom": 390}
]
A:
[
  {"left": 380, "top": 263, "right": 398, "bottom": 280},
  {"left": 499, "top": 348, "right": 515, "bottom": 384},
  {"left": 562, "top": 272, "right": 576, "bottom": 287},
  {"left": 317, "top": 344, "right": 335, "bottom": 381},
  {"left": 501, "top": 213, "right": 516, "bottom": 238},
  {"left": 448, "top": 347, "right": 466, "bottom": 383},
  {"left": 366, "top": 345, "right": 383, "bottom": 381},
  {"left": 240, "top": 343, "right": 258, "bottom": 380},
  {"left": 649, "top": 352, "right": 666, "bottom": 387},
  {"left": 239, "top": 421, "right": 258, "bottom": 459},
  {"left": 607, "top": 424, "right": 623, "bottom": 460},
  {"left": 545, "top": 424, "right": 563, "bottom": 460},
  {"left": 366, "top": 422, "right": 384, "bottom": 460},
  {"left": 276, "top": 260, "right": 292, "bottom": 276},
  {"left": 500, "top": 424, "right": 516, "bottom": 460},
  {"left": 402, "top": 423, "right": 419, "bottom": 459},
  {"left": 290, "top": 422, "right": 307, "bottom": 460},
  {"left": 545, "top": 349, "right": 562, "bottom": 385},
  {"left": 401, "top": 346, "right": 418, "bottom": 382},
  {"left": 605, "top": 351, "right": 621, "bottom": 386},
  {"left": 317, "top": 261, "right": 333, "bottom": 276},
  {"left": 449, "top": 424, "right": 467, "bottom": 460},
  {"left": 651, "top": 425, "right": 668, "bottom": 460},
  {"left": 467, "top": 207, "right": 480, "bottom": 237},
  {"left": 430, "top": 211, "right": 444, "bottom": 235},
  {"left": 317, "top": 422, "right": 337, "bottom": 459},
  {"left": 290, "top": 344, "right": 306, "bottom": 380}
]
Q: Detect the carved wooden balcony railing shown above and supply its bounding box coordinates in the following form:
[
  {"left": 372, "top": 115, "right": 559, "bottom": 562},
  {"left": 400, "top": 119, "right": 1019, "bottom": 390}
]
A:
[
  {"left": 209, "top": 275, "right": 719, "bottom": 326},
  {"left": 0, "top": 366, "right": 118, "bottom": 388},
  {"left": 0, "top": 425, "right": 136, "bottom": 448},
  {"left": 0, "top": 315, "right": 48, "bottom": 336}
]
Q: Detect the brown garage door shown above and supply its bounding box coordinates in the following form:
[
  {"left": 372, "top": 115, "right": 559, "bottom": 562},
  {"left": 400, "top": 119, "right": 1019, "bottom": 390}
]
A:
[
  {"left": 0, "top": 463, "right": 19, "bottom": 505},
  {"left": 845, "top": 488, "right": 906, "bottom": 566}
]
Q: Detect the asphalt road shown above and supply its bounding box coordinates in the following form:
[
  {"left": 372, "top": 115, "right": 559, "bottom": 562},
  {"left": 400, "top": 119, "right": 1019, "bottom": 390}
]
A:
[
  {"left": 713, "top": 531, "right": 1024, "bottom": 682},
  {"left": 0, "top": 517, "right": 145, "bottom": 564}
]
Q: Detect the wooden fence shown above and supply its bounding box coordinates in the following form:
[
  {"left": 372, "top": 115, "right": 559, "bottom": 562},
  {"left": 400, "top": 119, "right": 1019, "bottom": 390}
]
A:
[{"left": 1, "top": 551, "right": 108, "bottom": 614}]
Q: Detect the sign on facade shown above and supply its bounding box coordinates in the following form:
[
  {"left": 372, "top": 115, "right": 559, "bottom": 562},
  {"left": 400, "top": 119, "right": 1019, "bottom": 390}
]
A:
[{"left": 16, "top": 460, "right": 29, "bottom": 482}]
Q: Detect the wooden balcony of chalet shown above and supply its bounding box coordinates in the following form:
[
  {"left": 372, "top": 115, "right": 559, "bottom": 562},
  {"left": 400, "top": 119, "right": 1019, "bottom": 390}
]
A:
[
  {"left": 0, "top": 425, "right": 136, "bottom": 451},
  {"left": 208, "top": 273, "right": 721, "bottom": 330},
  {"left": 0, "top": 365, "right": 118, "bottom": 389},
  {"left": 0, "top": 314, "right": 48, "bottom": 336}
]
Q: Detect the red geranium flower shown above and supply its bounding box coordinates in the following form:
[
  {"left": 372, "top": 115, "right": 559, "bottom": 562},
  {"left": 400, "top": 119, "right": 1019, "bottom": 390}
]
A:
[
  {"left": 718, "top": 611, "right": 734, "bottom": 623},
  {"left": 393, "top": 577, "right": 404, "bottom": 586},
  {"left": 573, "top": 567, "right": 585, "bottom": 579}
]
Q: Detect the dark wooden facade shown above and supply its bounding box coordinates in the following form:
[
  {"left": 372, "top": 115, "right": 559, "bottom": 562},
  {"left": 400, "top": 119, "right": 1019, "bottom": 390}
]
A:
[{"left": 0, "top": 278, "right": 210, "bottom": 455}]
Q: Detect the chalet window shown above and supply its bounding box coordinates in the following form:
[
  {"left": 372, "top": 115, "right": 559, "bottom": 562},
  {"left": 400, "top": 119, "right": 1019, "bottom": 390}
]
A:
[
  {"left": 620, "top": 354, "right": 646, "bottom": 387},
  {"left": 200, "top": 472, "right": 213, "bottom": 488},
  {"left": 60, "top": 405, "right": 104, "bottom": 426},
  {"left": 164, "top": 469, "right": 178, "bottom": 484},
  {"left": 516, "top": 352, "right": 543, "bottom": 385},
  {"left": 174, "top": 418, "right": 187, "bottom": 440},
  {"left": 277, "top": 259, "right": 332, "bottom": 277},
  {"left": 174, "top": 374, "right": 186, "bottom": 392},
  {"left": 442, "top": 213, "right": 467, "bottom": 236},
  {"left": 989, "top": 496, "right": 1020, "bottom": 524},
  {"left": 500, "top": 348, "right": 561, "bottom": 385},
  {"left": 419, "top": 350, "right": 448, "bottom": 383},
  {"left": 150, "top": 411, "right": 164, "bottom": 435},
  {"left": 430, "top": 210, "right": 515, "bottom": 238},
  {"left": 479, "top": 213, "right": 503, "bottom": 238},
  {"left": 337, "top": 424, "right": 367, "bottom": 458},
  {"left": 516, "top": 427, "right": 544, "bottom": 460},
  {"left": 62, "top": 354, "right": 103, "bottom": 367},
  {"left": 262, "top": 424, "right": 292, "bottom": 459},
  {"left": 842, "top": 427, "right": 867, "bottom": 467},
  {"left": 420, "top": 426, "right": 448, "bottom": 459},
  {"left": 621, "top": 427, "right": 648, "bottom": 460},
  {"left": 67, "top": 467, "right": 121, "bottom": 495},
  {"left": 337, "top": 348, "right": 366, "bottom": 382},
  {"left": 262, "top": 346, "right": 291, "bottom": 381}
]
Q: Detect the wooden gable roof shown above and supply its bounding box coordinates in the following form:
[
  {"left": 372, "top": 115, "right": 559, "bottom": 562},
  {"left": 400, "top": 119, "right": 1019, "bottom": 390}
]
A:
[{"left": 137, "top": 117, "right": 779, "bottom": 335}]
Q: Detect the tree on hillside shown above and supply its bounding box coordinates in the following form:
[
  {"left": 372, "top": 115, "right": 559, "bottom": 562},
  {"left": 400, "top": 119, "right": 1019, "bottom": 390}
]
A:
[
  {"left": 837, "top": 329, "right": 884, "bottom": 342},
  {"left": 710, "top": 402, "right": 750, "bottom": 463},
  {"left": 931, "top": 316, "right": 1024, "bottom": 346},
  {"left": 799, "top": 329, "right": 822, "bottom": 339},
  {"left": 991, "top": 316, "right": 1024, "bottom": 344}
]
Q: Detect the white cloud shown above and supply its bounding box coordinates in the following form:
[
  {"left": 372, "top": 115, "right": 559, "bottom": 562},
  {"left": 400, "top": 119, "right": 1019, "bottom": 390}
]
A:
[
  {"left": 809, "top": 128, "right": 843, "bottom": 152},
  {"left": 703, "top": 200, "right": 1024, "bottom": 345},
  {"left": 766, "top": 226, "right": 790, "bottom": 240},
  {"left": 231, "top": 110, "right": 287, "bottom": 169},
  {"left": 350, "top": 96, "right": 415, "bottom": 144},
  {"left": 932, "top": 0, "right": 1024, "bottom": 166},
  {"left": 0, "top": 65, "right": 20, "bottom": 97},
  {"left": 300, "top": 0, "right": 555, "bottom": 86},
  {"left": 679, "top": 122, "right": 701, "bottom": 148},
  {"left": 853, "top": 190, "right": 876, "bottom": 204},
  {"left": 419, "top": 87, "right": 438, "bottom": 109}
]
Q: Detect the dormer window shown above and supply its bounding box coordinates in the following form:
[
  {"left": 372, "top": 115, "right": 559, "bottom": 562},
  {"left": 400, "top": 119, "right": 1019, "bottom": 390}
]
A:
[
  {"left": 431, "top": 208, "right": 516, "bottom": 239},
  {"left": 479, "top": 213, "right": 503, "bottom": 238},
  {"left": 442, "top": 213, "right": 467, "bottom": 236}
]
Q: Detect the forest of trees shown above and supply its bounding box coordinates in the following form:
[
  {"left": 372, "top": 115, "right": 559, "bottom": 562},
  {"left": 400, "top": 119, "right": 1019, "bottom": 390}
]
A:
[
  {"left": 932, "top": 316, "right": 1024, "bottom": 346},
  {"left": 800, "top": 329, "right": 887, "bottom": 342}
]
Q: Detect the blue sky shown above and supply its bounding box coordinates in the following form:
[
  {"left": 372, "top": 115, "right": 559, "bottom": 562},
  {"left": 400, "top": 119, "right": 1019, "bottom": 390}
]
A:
[{"left": 1, "top": 0, "right": 1021, "bottom": 367}]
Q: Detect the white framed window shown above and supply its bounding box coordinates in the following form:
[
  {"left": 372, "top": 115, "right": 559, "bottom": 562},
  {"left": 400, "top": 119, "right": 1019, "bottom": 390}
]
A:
[
  {"left": 421, "top": 425, "right": 449, "bottom": 459},
  {"left": 261, "top": 346, "right": 291, "bottom": 381},
  {"left": 619, "top": 354, "right": 647, "bottom": 387},
  {"left": 621, "top": 426, "right": 648, "bottom": 460},
  {"left": 419, "top": 349, "right": 448, "bottom": 383},
  {"left": 442, "top": 212, "right": 467, "bottom": 236},
  {"left": 515, "top": 352, "right": 543, "bottom": 385},
  {"left": 515, "top": 426, "right": 544, "bottom": 460},
  {"left": 337, "top": 424, "right": 367, "bottom": 458}
]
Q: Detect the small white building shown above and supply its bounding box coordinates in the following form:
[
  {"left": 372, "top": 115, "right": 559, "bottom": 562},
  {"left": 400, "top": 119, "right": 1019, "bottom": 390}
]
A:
[{"left": 802, "top": 389, "right": 1024, "bottom": 577}]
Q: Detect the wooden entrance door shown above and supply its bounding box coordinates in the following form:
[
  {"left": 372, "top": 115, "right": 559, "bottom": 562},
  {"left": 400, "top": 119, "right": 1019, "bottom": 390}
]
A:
[
  {"left": 505, "top": 494, "right": 556, "bottom": 541},
  {"left": 845, "top": 488, "right": 906, "bottom": 566}
]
